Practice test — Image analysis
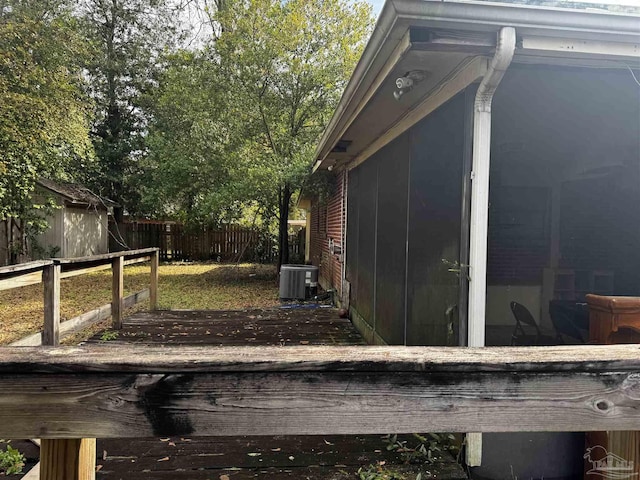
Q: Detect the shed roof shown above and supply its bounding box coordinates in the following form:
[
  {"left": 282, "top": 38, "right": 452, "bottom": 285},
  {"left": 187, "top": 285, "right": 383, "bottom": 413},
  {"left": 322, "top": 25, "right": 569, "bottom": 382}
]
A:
[
  {"left": 313, "top": 0, "right": 640, "bottom": 172},
  {"left": 37, "top": 179, "right": 118, "bottom": 210}
]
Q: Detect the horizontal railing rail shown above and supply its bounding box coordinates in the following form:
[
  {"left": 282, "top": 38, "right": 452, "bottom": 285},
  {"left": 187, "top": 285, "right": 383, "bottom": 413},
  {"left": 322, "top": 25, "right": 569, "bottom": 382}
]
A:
[
  {"left": 1, "top": 248, "right": 159, "bottom": 346},
  {"left": 0, "top": 344, "right": 639, "bottom": 438},
  {"left": 0, "top": 260, "right": 54, "bottom": 291}
]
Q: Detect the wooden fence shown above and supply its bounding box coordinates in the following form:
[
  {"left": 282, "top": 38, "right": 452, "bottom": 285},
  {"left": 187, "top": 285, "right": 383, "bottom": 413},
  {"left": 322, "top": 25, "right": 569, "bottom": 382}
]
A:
[{"left": 110, "top": 221, "right": 304, "bottom": 263}]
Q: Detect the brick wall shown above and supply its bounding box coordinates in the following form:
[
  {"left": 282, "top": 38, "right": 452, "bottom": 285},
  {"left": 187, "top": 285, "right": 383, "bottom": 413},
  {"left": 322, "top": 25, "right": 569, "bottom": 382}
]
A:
[
  {"left": 309, "top": 171, "right": 345, "bottom": 298},
  {"left": 487, "top": 186, "right": 550, "bottom": 285}
]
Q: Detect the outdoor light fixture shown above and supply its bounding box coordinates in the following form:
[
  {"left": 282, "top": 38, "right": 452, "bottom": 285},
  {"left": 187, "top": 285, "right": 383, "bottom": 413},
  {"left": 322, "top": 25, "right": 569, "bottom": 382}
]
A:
[{"left": 393, "top": 70, "right": 427, "bottom": 100}]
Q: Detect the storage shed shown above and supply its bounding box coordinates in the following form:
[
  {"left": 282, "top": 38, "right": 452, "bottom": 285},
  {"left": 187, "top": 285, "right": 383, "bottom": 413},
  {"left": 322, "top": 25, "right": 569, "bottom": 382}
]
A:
[
  {"left": 35, "top": 179, "right": 115, "bottom": 258},
  {"left": 305, "top": 1, "right": 640, "bottom": 478}
]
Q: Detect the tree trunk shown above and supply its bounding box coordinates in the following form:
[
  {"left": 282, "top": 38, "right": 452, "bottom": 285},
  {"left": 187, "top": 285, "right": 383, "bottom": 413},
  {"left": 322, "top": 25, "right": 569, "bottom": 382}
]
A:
[
  {"left": 113, "top": 206, "right": 124, "bottom": 224},
  {"left": 277, "top": 185, "right": 292, "bottom": 271}
]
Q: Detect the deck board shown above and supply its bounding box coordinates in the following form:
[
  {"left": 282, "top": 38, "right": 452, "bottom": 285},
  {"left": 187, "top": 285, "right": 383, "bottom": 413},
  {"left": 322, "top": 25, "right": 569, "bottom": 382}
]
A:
[
  {"left": 95, "top": 435, "right": 466, "bottom": 479},
  {"left": 75, "top": 307, "right": 465, "bottom": 479},
  {"left": 84, "top": 308, "right": 365, "bottom": 347}
]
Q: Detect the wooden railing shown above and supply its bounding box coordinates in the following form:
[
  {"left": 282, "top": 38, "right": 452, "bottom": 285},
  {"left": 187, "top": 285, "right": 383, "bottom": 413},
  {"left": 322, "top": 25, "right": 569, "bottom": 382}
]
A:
[
  {"left": 1, "top": 344, "right": 639, "bottom": 437},
  {"left": 0, "top": 248, "right": 159, "bottom": 347},
  {"left": 0, "top": 249, "right": 159, "bottom": 480},
  {"left": 2, "top": 262, "right": 640, "bottom": 478},
  {"left": 0, "top": 344, "right": 640, "bottom": 479}
]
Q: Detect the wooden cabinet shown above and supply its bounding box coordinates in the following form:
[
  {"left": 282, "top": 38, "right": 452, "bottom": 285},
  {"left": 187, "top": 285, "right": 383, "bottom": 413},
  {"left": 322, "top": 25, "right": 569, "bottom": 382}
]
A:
[{"left": 585, "top": 295, "right": 640, "bottom": 479}]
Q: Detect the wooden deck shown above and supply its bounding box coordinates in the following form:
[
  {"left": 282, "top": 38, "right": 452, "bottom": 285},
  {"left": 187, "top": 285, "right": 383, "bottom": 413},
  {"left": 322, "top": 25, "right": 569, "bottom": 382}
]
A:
[
  {"left": 83, "top": 308, "right": 365, "bottom": 346},
  {"left": 70, "top": 307, "right": 465, "bottom": 479}
]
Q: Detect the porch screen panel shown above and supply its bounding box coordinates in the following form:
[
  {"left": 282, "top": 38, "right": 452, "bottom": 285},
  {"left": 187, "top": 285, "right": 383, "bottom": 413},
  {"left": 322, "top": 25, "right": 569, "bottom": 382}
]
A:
[
  {"left": 560, "top": 176, "right": 640, "bottom": 295},
  {"left": 374, "top": 134, "right": 410, "bottom": 345},
  {"left": 406, "top": 92, "right": 466, "bottom": 346},
  {"left": 345, "top": 168, "right": 359, "bottom": 302},
  {"left": 353, "top": 156, "right": 378, "bottom": 329}
]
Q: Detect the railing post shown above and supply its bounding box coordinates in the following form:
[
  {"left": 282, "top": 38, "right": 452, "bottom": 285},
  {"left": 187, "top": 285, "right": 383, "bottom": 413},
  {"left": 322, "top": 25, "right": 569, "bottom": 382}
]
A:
[
  {"left": 112, "top": 256, "right": 124, "bottom": 329},
  {"left": 40, "top": 438, "right": 96, "bottom": 480},
  {"left": 150, "top": 249, "right": 159, "bottom": 311},
  {"left": 42, "top": 262, "right": 61, "bottom": 346},
  {"left": 42, "top": 262, "right": 96, "bottom": 480}
]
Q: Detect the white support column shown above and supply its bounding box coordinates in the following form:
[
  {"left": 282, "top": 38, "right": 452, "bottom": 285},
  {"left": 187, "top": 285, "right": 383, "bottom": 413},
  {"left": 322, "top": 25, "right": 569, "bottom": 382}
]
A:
[{"left": 466, "top": 26, "right": 516, "bottom": 467}]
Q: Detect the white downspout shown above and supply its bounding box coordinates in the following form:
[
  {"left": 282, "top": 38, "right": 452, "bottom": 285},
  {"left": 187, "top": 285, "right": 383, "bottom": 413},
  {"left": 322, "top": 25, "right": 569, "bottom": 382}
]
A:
[
  {"left": 466, "top": 26, "right": 516, "bottom": 467},
  {"left": 467, "top": 25, "right": 516, "bottom": 347}
]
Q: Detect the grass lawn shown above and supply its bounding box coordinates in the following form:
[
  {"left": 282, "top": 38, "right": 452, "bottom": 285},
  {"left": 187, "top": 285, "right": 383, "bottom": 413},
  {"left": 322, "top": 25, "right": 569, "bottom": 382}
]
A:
[{"left": 0, "top": 263, "right": 279, "bottom": 345}]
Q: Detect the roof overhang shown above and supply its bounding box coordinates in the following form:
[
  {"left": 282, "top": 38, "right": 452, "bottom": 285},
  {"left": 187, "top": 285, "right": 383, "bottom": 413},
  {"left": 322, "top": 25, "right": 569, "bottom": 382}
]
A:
[{"left": 312, "top": 0, "right": 640, "bottom": 173}]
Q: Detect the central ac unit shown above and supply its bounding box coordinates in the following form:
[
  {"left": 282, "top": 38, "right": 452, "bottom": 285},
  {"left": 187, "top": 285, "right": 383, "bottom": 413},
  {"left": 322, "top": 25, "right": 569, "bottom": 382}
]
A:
[{"left": 279, "top": 265, "right": 319, "bottom": 300}]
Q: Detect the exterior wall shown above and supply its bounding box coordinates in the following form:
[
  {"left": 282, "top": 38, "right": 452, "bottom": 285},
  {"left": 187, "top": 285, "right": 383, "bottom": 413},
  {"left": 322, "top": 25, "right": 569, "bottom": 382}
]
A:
[
  {"left": 345, "top": 90, "right": 470, "bottom": 346},
  {"left": 309, "top": 171, "right": 345, "bottom": 300},
  {"left": 63, "top": 208, "right": 108, "bottom": 257},
  {"left": 309, "top": 194, "right": 326, "bottom": 277},
  {"left": 485, "top": 285, "right": 541, "bottom": 328},
  {"left": 3, "top": 199, "right": 108, "bottom": 263},
  {"left": 37, "top": 203, "right": 65, "bottom": 257}
]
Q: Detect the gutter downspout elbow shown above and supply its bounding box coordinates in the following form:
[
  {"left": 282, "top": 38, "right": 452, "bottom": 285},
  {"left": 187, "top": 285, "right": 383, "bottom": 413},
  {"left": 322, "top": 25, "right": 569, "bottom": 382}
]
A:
[
  {"left": 475, "top": 27, "right": 517, "bottom": 114},
  {"left": 466, "top": 26, "right": 515, "bottom": 468}
]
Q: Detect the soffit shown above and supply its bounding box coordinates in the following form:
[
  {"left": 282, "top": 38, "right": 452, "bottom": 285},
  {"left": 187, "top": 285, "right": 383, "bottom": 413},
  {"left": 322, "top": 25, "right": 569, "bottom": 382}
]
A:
[{"left": 313, "top": 0, "right": 640, "bottom": 172}]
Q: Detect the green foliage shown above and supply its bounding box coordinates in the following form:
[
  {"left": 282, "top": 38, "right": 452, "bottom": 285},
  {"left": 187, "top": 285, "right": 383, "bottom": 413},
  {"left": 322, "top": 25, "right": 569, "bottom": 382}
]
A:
[
  {"left": 31, "top": 242, "right": 61, "bottom": 260},
  {"left": 0, "top": 0, "right": 93, "bottom": 224},
  {"left": 302, "top": 169, "right": 336, "bottom": 205},
  {"left": 139, "top": 50, "right": 242, "bottom": 225},
  {"left": 216, "top": 0, "right": 373, "bottom": 188},
  {"left": 5, "top": 196, "right": 62, "bottom": 260},
  {"left": 357, "top": 434, "right": 459, "bottom": 480},
  {"left": 134, "top": 0, "right": 374, "bottom": 265},
  {"left": 80, "top": 0, "right": 183, "bottom": 216},
  {"left": 100, "top": 330, "right": 119, "bottom": 341},
  {"left": 213, "top": 0, "right": 374, "bottom": 263},
  {"left": 0, "top": 444, "right": 25, "bottom": 475},
  {"left": 383, "top": 433, "right": 458, "bottom": 465}
]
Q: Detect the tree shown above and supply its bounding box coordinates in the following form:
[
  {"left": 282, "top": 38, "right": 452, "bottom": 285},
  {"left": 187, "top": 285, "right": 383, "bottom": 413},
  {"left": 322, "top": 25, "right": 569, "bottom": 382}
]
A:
[
  {"left": 0, "top": 0, "right": 93, "bottom": 258},
  {"left": 215, "top": 0, "right": 373, "bottom": 268},
  {"left": 179, "top": 0, "right": 226, "bottom": 43},
  {"left": 138, "top": 49, "right": 242, "bottom": 225},
  {"left": 80, "top": 0, "right": 182, "bottom": 219}
]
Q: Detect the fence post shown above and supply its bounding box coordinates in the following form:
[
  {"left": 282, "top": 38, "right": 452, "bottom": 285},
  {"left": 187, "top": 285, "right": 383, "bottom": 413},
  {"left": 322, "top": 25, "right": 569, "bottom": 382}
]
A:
[
  {"left": 150, "top": 249, "right": 159, "bottom": 310},
  {"left": 112, "top": 256, "right": 124, "bottom": 329},
  {"left": 40, "top": 438, "right": 96, "bottom": 480},
  {"left": 42, "top": 262, "right": 61, "bottom": 346},
  {"left": 42, "top": 263, "right": 96, "bottom": 480}
]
